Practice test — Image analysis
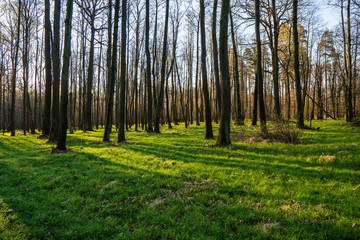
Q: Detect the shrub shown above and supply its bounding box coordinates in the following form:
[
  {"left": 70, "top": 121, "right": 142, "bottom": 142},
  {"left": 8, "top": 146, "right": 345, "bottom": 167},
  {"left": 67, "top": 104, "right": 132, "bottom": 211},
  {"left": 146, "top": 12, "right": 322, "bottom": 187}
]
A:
[{"left": 261, "top": 122, "right": 300, "bottom": 144}]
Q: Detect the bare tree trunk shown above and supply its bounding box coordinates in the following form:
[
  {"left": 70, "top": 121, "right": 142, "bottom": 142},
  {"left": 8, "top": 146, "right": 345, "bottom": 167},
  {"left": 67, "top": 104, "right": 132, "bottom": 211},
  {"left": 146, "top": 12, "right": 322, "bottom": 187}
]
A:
[
  {"left": 103, "top": 0, "right": 120, "bottom": 141},
  {"left": 145, "top": 0, "right": 153, "bottom": 133},
  {"left": 212, "top": 0, "right": 221, "bottom": 123},
  {"left": 195, "top": 19, "right": 200, "bottom": 126},
  {"left": 200, "top": 0, "right": 213, "bottom": 139},
  {"left": 154, "top": 0, "right": 170, "bottom": 133},
  {"left": 9, "top": 0, "right": 22, "bottom": 137},
  {"left": 48, "top": 0, "right": 61, "bottom": 141},
  {"left": 293, "top": 0, "right": 304, "bottom": 128},
  {"left": 117, "top": 0, "right": 127, "bottom": 142},
  {"left": 43, "top": 0, "right": 52, "bottom": 135},
  {"left": 272, "top": 0, "right": 281, "bottom": 119},
  {"left": 217, "top": 0, "right": 231, "bottom": 146},
  {"left": 57, "top": 0, "right": 73, "bottom": 150},
  {"left": 229, "top": 9, "right": 243, "bottom": 126}
]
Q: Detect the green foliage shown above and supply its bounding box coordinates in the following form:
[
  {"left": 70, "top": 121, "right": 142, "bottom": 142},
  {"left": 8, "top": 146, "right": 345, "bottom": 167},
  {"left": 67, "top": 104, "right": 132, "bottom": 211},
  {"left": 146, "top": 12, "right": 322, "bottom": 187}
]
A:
[{"left": 0, "top": 120, "right": 359, "bottom": 239}]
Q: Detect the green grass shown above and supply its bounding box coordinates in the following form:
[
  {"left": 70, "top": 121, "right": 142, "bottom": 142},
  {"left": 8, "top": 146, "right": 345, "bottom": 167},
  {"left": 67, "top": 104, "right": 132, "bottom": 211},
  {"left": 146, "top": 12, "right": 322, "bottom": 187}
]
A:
[{"left": 0, "top": 120, "right": 360, "bottom": 239}]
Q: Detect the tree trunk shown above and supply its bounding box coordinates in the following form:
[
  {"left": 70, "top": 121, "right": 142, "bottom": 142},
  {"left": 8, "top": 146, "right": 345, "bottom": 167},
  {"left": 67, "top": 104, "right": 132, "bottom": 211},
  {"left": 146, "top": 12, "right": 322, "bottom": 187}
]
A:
[
  {"left": 117, "top": 0, "right": 127, "bottom": 142},
  {"left": 229, "top": 9, "right": 243, "bottom": 126},
  {"left": 200, "top": 0, "right": 213, "bottom": 139},
  {"left": 43, "top": 0, "right": 52, "bottom": 136},
  {"left": 217, "top": 0, "right": 231, "bottom": 146},
  {"left": 154, "top": 0, "right": 170, "bottom": 133},
  {"left": 212, "top": 0, "right": 221, "bottom": 123},
  {"left": 57, "top": 0, "right": 73, "bottom": 150},
  {"left": 272, "top": 0, "right": 281, "bottom": 119},
  {"left": 293, "top": 0, "right": 304, "bottom": 128},
  {"left": 103, "top": 0, "right": 120, "bottom": 141},
  {"left": 48, "top": 0, "right": 61, "bottom": 141},
  {"left": 85, "top": 19, "right": 96, "bottom": 131},
  {"left": 145, "top": 0, "right": 153, "bottom": 133},
  {"left": 9, "top": 0, "right": 22, "bottom": 137}
]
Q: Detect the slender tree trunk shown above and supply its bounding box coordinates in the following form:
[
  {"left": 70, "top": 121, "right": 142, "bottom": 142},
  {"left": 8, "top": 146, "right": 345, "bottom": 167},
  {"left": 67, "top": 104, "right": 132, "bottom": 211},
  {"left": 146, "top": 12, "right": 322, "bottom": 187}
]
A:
[
  {"left": 217, "top": 0, "right": 231, "bottom": 146},
  {"left": 43, "top": 0, "right": 52, "bottom": 135},
  {"left": 9, "top": 0, "right": 22, "bottom": 137},
  {"left": 57, "top": 0, "right": 73, "bottom": 150},
  {"left": 96, "top": 34, "right": 103, "bottom": 130},
  {"left": 293, "top": 0, "right": 304, "bottom": 128},
  {"left": 212, "top": 0, "right": 221, "bottom": 122},
  {"left": 154, "top": 0, "right": 170, "bottom": 133},
  {"left": 85, "top": 19, "right": 96, "bottom": 131},
  {"left": 103, "top": 0, "right": 120, "bottom": 141},
  {"left": 272, "top": 0, "right": 281, "bottom": 119},
  {"left": 145, "top": 0, "right": 153, "bottom": 133},
  {"left": 200, "top": 0, "right": 213, "bottom": 139},
  {"left": 255, "top": 0, "right": 266, "bottom": 133},
  {"left": 229, "top": 9, "right": 243, "bottom": 126},
  {"left": 117, "top": 0, "right": 127, "bottom": 142},
  {"left": 195, "top": 19, "right": 200, "bottom": 126},
  {"left": 48, "top": 0, "right": 61, "bottom": 141},
  {"left": 346, "top": 0, "right": 353, "bottom": 121}
]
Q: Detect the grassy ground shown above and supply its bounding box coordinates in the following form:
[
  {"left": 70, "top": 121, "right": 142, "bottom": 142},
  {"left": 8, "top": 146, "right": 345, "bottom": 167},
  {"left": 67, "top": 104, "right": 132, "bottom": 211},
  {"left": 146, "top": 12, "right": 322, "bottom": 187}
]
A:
[{"left": 0, "top": 120, "right": 359, "bottom": 239}]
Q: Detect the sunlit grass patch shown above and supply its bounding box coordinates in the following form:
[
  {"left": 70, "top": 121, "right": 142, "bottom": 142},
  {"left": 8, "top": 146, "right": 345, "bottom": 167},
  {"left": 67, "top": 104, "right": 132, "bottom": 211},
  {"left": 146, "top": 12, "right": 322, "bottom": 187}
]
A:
[{"left": 0, "top": 120, "right": 359, "bottom": 239}]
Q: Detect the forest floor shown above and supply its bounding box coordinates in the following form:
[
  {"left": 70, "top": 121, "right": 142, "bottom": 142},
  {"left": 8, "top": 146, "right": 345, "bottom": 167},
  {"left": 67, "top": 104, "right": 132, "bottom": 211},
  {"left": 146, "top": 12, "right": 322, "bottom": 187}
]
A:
[{"left": 0, "top": 120, "right": 360, "bottom": 239}]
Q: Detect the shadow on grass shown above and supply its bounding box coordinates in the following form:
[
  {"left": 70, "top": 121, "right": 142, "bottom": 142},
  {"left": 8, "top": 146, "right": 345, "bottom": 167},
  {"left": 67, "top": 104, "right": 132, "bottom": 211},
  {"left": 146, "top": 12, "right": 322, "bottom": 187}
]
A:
[{"left": 0, "top": 121, "right": 359, "bottom": 239}]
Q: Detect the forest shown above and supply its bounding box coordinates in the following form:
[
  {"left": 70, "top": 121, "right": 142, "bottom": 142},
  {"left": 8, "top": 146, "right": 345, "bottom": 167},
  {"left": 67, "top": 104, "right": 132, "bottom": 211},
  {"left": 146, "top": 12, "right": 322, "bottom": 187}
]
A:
[{"left": 0, "top": 0, "right": 360, "bottom": 239}]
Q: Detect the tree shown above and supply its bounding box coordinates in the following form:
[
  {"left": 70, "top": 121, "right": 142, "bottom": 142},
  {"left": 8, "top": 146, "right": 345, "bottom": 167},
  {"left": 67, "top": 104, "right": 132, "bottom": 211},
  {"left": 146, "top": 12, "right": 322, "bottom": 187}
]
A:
[
  {"left": 117, "top": 0, "right": 127, "bottom": 142},
  {"left": 292, "top": 0, "right": 304, "bottom": 128},
  {"left": 255, "top": 0, "right": 267, "bottom": 133},
  {"left": 103, "top": 0, "right": 120, "bottom": 142},
  {"left": 57, "top": 0, "right": 74, "bottom": 150},
  {"left": 229, "top": 9, "right": 244, "bottom": 126},
  {"left": 78, "top": 0, "right": 106, "bottom": 131},
  {"left": 212, "top": 0, "right": 221, "bottom": 122},
  {"left": 200, "top": 0, "right": 213, "bottom": 139},
  {"left": 145, "top": 0, "right": 152, "bottom": 133},
  {"left": 43, "top": 0, "right": 52, "bottom": 136},
  {"left": 217, "top": 0, "right": 231, "bottom": 146},
  {"left": 9, "top": 0, "right": 22, "bottom": 137},
  {"left": 48, "top": 0, "right": 61, "bottom": 141},
  {"left": 154, "top": 0, "right": 170, "bottom": 133}
]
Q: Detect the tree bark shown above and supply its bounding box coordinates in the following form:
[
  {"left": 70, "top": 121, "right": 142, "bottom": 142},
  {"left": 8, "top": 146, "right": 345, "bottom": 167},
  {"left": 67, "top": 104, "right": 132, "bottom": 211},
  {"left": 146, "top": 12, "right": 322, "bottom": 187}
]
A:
[
  {"left": 43, "top": 0, "right": 52, "bottom": 136},
  {"left": 145, "top": 0, "right": 153, "bottom": 132},
  {"left": 154, "top": 0, "right": 170, "bottom": 133},
  {"left": 57, "top": 0, "right": 74, "bottom": 150},
  {"left": 117, "top": 0, "right": 127, "bottom": 142},
  {"left": 9, "top": 0, "right": 22, "bottom": 137},
  {"left": 217, "top": 0, "right": 231, "bottom": 146},
  {"left": 293, "top": 0, "right": 304, "bottom": 128},
  {"left": 200, "top": 0, "right": 214, "bottom": 139},
  {"left": 103, "top": 0, "right": 120, "bottom": 141}
]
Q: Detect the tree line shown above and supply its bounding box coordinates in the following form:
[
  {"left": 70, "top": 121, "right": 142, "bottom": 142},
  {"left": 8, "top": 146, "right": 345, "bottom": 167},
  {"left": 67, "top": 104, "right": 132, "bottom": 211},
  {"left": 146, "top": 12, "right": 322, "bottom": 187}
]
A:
[{"left": 0, "top": 0, "right": 359, "bottom": 150}]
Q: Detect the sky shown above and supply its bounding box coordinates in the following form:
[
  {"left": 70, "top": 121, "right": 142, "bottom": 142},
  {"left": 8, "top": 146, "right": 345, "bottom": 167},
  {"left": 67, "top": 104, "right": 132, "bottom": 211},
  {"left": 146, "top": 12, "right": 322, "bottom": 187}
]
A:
[{"left": 317, "top": 0, "right": 341, "bottom": 29}]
